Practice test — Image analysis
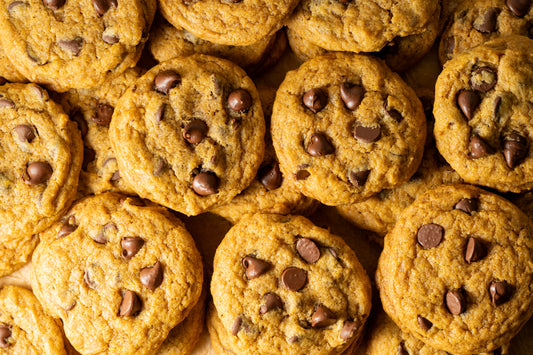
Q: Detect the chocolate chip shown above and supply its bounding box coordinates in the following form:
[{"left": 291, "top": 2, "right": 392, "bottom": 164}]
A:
[
  {"left": 490, "top": 281, "right": 514, "bottom": 306},
  {"left": 121, "top": 237, "right": 144, "bottom": 260},
  {"left": 154, "top": 71, "right": 181, "bottom": 94},
  {"left": 260, "top": 293, "right": 283, "bottom": 314},
  {"left": 258, "top": 163, "right": 282, "bottom": 190},
  {"left": 295, "top": 169, "right": 310, "bottom": 180},
  {"left": 465, "top": 237, "right": 487, "bottom": 263},
  {"left": 183, "top": 119, "right": 208, "bottom": 144},
  {"left": 0, "top": 324, "right": 10, "bottom": 348},
  {"left": 417, "top": 223, "right": 444, "bottom": 249},
  {"left": 506, "top": 0, "right": 531, "bottom": 17},
  {"left": 446, "top": 36, "right": 455, "bottom": 57},
  {"left": 8, "top": 0, "right": 25, "bottom": 12},
  {"left": 417, "top": 315, "right": 432, "bottom": 331},
  {"left": 386, "top": 107, "right": 403, "bottom": 122},
  {"left": 340, "top": 83, "right": 364, "bottom": 110},
  {"left": 25, "top": 162, "right": 52, "bottom": 185},
  {"left": 303, "top": 88, "right": 327, "bottom": 113},
  {"left": 287, "top": 336, "right": 299, "bottom": 343},
  {"left": 58, "top": 38, "right": 83, "bottom": 56},
  {"left": 228, "top": 89, "right": 252, "bottom": 112},
  {"left": 469, "top": 135, "right": 493, "bottom": 159},
  {"left": 455, "top": 198, "right": 478, "bottom": 214},
  {"left": 281, "top": 267, "right": 307, "bottom": 291},
  {"left": 306, "top": 133, "right": 334, "bottom": 157},
  {"left": 58, "top": 216, "right": 77, "bottom": 238},
  {"left": 474, "top": 8, "right": 500, "bottom": 33},
  {"left": 84, "top": 270, "right": 96, "bottom": 289},
  {"left": 296, "top": 238, "right": 320, "bottom": 263},
  {"left": 328, "top": 247, "right": 339, "bottom": 260},
  {"left": 311, "top": 305, "right": 336, "bottom": 328},
  {"left": 0, "top": 98, "right": 14, "bottom": 108},
  {"left": 153, "top": 158, "right": 166, "bottom": 176},
  {"left": 14, "top": 125, "right": 35, "bottom": 143},
  {"left": 397, "top": 343, "right": 409, "bottom": 355},
  {"left": 94, "top": 222, "right": 117, "bottom": 244},
  {"left": 0, "top": 77, "right": 6, "bottom": 86},
  {"left": 231, "top": 316, "right": 242, "bottom": 335},
  {"left": 82, "top": 147, "right": 96, "bottom": 170},
  {"left": 242, "top": 256, "right": 270, "bottom": 279},
  {"left": 119, "top": 290, "right": 141, "bottom": 316},
  {"left": 457, "top": 90, "right": 480, "bottom": 120},
  {"left": 348, "top": 170, "right": 370, "bottom": 188},
  {"left": 446, "top": 289, "right": 466, "bottom": 315},
  {"left": 154, "top": 104, "right": 165, "bottom": 122},
  {"left": 102, "top": 32, "right": 119, "bottom": 44},
  {"left": 71, "top": 111, "right": 88, "bottom": 137},
  {"left": 91, "top": 103, "right": 114, "bottom": 125},
  {"left": 43, "top": 0, "right": 65, "bottom": 10},
  {"left": 340, "top": 320, "right": 357, "bottom": 341},
  {"left": 140, "top": 261, "right": 164, "bottom": 290},
  {"left": 503, "top": 132, "right": 528, "bottom": 169},
  {"left": 192, "top": 171, "right": 218, "bottom": 196},
  {"left": 354, "top": 125, "right": 381, "bottom": 143},
  {"left": 471, "top": 67, "right": 497, "bottom": 92},
  {"left": 93, "top": 0, "right": 117, "bottom": 15}
]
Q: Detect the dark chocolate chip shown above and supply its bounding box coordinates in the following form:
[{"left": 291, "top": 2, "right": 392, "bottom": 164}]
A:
[
  {"left": 457, "top": 90, "right": 480, "bottom": 120},
  {"left": 386, "top": 107, "right": 403, "bottom": 122},
  {"left": 465, "top": 237, "right": 487, "bottom": 263},
  {"left": 303, "top": 88, "right": 327, "bottom": 113},
  {"left": 287, "top": 336, "right": 299, "bottom": 343},
  {"left": 417, "top": 223, "right": 444, "bottom": 249},
  {"left": 82, "top": 147, "right": 96, "bottom": 170},
  {"left": 84, "top": 270, "right": 97, "bottom": 289},
  {"left": 0, "top": 98, "right": 14, "bottom": 108},
  {"left": 192, "top": 171, "right": 219, "bottom": 196},
  {"left": 0, "top": 77, "right": 6, "bottom": 86},
  {"left": 296, "top": 238, "right": 320, "bottom": 263},
  {"left": 0, "top": 324, "right": 10, "bottom": 348},
  {"left": 260, "top": 293, "right": 283, "bottom": 314},
  {"left": 281, "top": 267, "right": 307, "bottom": 291},
  {"left": 295, "top": 170, "right": 310, "bottom": 180},
  {"left": 489, "top": 281, "right": 514, "bottom": 306},
  {"left": 471, "top": 67, "right": 497, "bottom": 92},
  {"left": 228, "top": 89, "right": 252, "bottom": 112},
  {"left": 183, "top": 119, "right": 208, "bottom": 144},
  {"left": 242, "top": 256, "right": 270, "bottom": 280},
  {"left": 14, "top": 125, "right": 35, "bottom": 143},
  {"left": 58, "top": 38, "right": 83, "bottom": 56},
  {"left": 119, "top": 290, "right": 141, "bottom": 316},
  {"left": 340, "top": 83, "right": 364, "bottom": 110},
  {"left": 92, "top": 0, "right": 117, "bottom": 15},
  {"left": 506, "top": 0, "right": 531, "bottom": 17},
  {"left": 94, "top": 222, "right": 117, "bottom": 244},
  {"left": 340, "top": 320, "right": 357, "bottom": 341},
  {"left": 306, "top": 133, "right": 334, "bottom": 157},
  {"left": 503, "top": 132, "right": 528, "bottom": 169},
  {"left": 43, "top": 0, "right": 65, "bottom": 10},
  {"left": 71, "top": 111, "right": 88, "bottom": 137},
  {"left": 231, "top": 316, "right": 242, "bottom": 335},
  {"left": 154, "top": 104, "right": 165, "bottom": 122},
  {"left": 474, "top": 8, "right": 500, "bottom": 33},
  {"left": 311, "top": 305, "right": 336, "bottom": 328},
  {"left": 446, "top": 289, "right": 467, "bottom": 315},
  {"left": 328, "top": 247, "right": 339, "bottom": 260},
  {"left": 417, "top": 315, "right": 432, "bottom": 331},
  {"left": 258, "top": 163, "right": 282, "bottom": 190},
  {"left": 140, "top": 261, "right": 164, "bottom": 290},
  {"left": 102, "top": 33, "right": 119, "bottom": 44},
  {"left": 25, "top": 162, "right": 52, "bottom": 185},
  {"left": 455, "top": 198, "right": 478, "bottom": 214},
  {"left": 397, "top": 343, "right": 409, "bottom": 355},
  {"left": 469, "top": 135, "right": 493, "bottom": 159},
  {"left": 91, "top": 103, "right": 114, "bottom": 125},
  {"left": 154, "top": 71, "right": 181, "bottom": 94},
  {"left": 354, "top": 125, "right": 381, "bottom": 143},
  {"left": 121, "top": 237, "right": 144, "bottom": 260},
  {"left": 58, "top": 216, "right": 77, "bottom": 238},
  {"left": 348, "top": 170, "right": 370, "bottom": 188}
]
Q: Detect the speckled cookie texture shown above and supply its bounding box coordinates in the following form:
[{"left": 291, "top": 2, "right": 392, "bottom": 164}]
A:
[
  {"left": 0, "top": 0, "right": 155, "bottom": 92},
  {"left": 434, "top": 35, "right": 533, "bottom": 192},
  {"left": 286, "top": 0, "right": 440, "bottom": 53},
  {"left": 376, "top": 184, "right": 533, "bottom": 354},
  {"left": 439, "top": 0, "right": 533, "bottom": 64},
  {"left": 210, "top": 213, "right": 372, "bottom": 355},
  {"left": 0, "top": 285, "right": 67, "bottom": 354},
  {"left": 0, "top": 43, "right": 25, "bottom": 83},
  {"left": 0, "top": 83, "right": 82, "bottom": 277},
  {"left": 109, "top": 54, "right": 265, "bottom": 216},
  {"left": 31, "top": 193, "right": 203, "bottom": 355},
  {"left": 58, "top": 68, "right": 140, "bottom": 197},
  {"left": 271, "top": 52, "right": 426, "bottom": 206}
]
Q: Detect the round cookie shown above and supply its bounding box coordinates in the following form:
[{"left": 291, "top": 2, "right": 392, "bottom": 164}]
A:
[
  {"left": 58, "top": 68, "right": 140, "bottom": 197},
  {"left": 286, "top": 0, "right": 440, "bottom": 53},
  {"left": 0, "top": 285, "right": 67, "bottom": 354},
  {"left": 31, "top": 193, "right": 203, "bottom": 355},
  {"left": 376, "top": 184, "right": 533, "bottom": 354},
  {"left": 210, "top": 213, "right": 372, "bottom": 355},
  {"left": 109, "top": 54, "right": 265, "bottom": 216},
  {"left": 0, "top": 83, "right": 82, "bottom": 277},
  {"left": 439, "top": 0, "right": 533, "bottom": 64},
  {"left": 0, "top": 0, "right": 155, "bottom": 92},
  {"left": 434, "top": 35, "right": 533, "bottom": 192},
  {"left": 271, "top": 52, "right": 426, "bottom": 206},
  {"left": 158, "top": 0, "right": 298, "bottom": 46}
]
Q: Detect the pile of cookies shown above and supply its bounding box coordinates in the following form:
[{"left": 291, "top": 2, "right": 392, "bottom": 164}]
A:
[{"left": 0, "top": 0, "right": 533, "bottom": 354}]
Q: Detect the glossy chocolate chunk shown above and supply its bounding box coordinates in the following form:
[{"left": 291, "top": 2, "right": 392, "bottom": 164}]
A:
[
  {"left": 465, "top": 237, "right": 487, "bottom": 263},
  {"left": 58, "top": 216, "right": 77, "bottom": 238},
  {"left": 457, "top": 90, "right": 480, "bottom": 120},
  {"left": 92, "top": 103, "right": 114, "bottom": 125},
  {"left": 260, "top": 293, "right": 283, "bottom": 314},
  {"left": 503, "top": 132, "right": 528, "bottom": 169},
  {"left": 258, "top": 162, "right": 282, "bottom": 190},
  {"left": 506, "top": 0, "right": 531, "bottom": 17},
  {"left": 417, "top": 223, "right": 444, "bottom": 249},
  {"left": 307, "top": 133, "right": 334, "bottom": 157},
  {"left": 311, "top": 305, "right": 336, "bottom": 328},
  {"left": 14, "top": 125, "right": 35, "bottom": 143},
  {"left": 0, "top": 325, "right": 10, "bottom": 348},
  {"left": 119, "top": 290, "right": 141, "bottom": 316},
  {"left": 340, "top": 320, "right": 357, "bottom": 341},
  {"left": 417, "top": 315, "right": 432, "bottom": 331},
  {"left": 242, "top": 256, "right": 270, "bottom": 280},
  {"left": 469, "top": 135, "right": 493, "bottom": 159},
  {"left": 471, "top": 67, "right": 497, "bottom": 92},
  {"left": 183, "top": 119, "right": 208, "bottom": 144},
  {"left": 94, "top": 222, "right": 117, "bottom": 244},
  {"left": 25, "top": 162, "right": 53, "bottom": 185},
  {"left": 121, "top": 237, "right": 144, "bottom": 260},
  {"left": 0, "top": 98, "right": 14, "bottom": 108},
  {"left": 303, "top": 88, "right": 327, "bottom": 113},
  {"left": 281, "top": 267, "right": 307, "bottom": 291},
  {"left": 43, "top": 0, "right": 65, "bottom": 10},
  {"left": 354, "top": 125, "right": 380, "bottom": 143},
  {"left": 446, "top": 289, "right": 467, "bottom": 315},
  {"left": 93, "top": 0, "right": 117, "bottom": 15},
  {"left": 58, "top": 38, "right": 83, "bottom": 56},
  {"left": 231, "top": 316, "right": 242, "bottom": 335},
  {"left": 192, "top": 171, "right": 219, "bottom": 196},
  {"left": 474, "top": 8, "right": 499, "bottom": 33},
  {"left": 228, "top": 89, "right": 252, "bottom": 112},
  {"left": 295, "top": 169, "right": 310, "bottom": 180},
  {"left": 296, "top": 238, "right": 320, "bottom": 263},
  {"left": 348, "top": 170, "right": 370, "bottom": 188},
  {"left": 340, "top": 83, "right": 364, "bottom": 110},
  {"left": 454, "top": 198, "right": 478, "bottom": 214},
  {"left": 490, "top": 281, "right": 514, "bottom": 306},
  {"left": 140, "top": 261, "right": 164, "bottom": 290},
  {"left": 154, "top": 71, "right": 181, "bottom": 94}
]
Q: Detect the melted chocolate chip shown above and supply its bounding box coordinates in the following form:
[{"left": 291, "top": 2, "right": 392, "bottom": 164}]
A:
[
  {"left": 258, "top": 162, "right": 282, "bottom": 190},
  {"left": 295, "top": 169, "right": 310, "bottom": 180},
  {"left": 154, "top": 71, "right": 181, "bottom": 94},
  {"left": 119, "top": 290, "right": 141, "bottom": 316},
  {"left": 340, "top": 83, "right": 364, "bottom": 110},
  {"left": 503, "top": 132, "right": 528, "bottom": 169},
  {"left": 471, "top": 67, "right": 497, "bottom": 92},
  {"left": 260, "top": 293, "right": 283, "bottom": 314},
  {"left": 457, "top": 90, "right": 480, "bottom": 120},
  {"left": 296, "top": 238, "right": 320, "bottom": 263},
  {"left": 140, "top": 261, "right": 164, "bottom": 290},
  {"left": 446, "top": 289, "right": 467, "bottom": 315},
  {"left": 58, "top": 216, "right": 77, "bottom": 238},
  {"left": 92, "top": 0, "right": 117, "bottom": 15},
  {"left": 354, "top": 125, "right": 381, "bottom": 143},
  {"left": 306, "top": 133, "right": 334, "bottom": 157},
  {"left": 242, "top": 256, "right": 270, "bottom": 279},
  {"left": 469, "top": 135, "right": 493, "bottom": 159},
  {"left": 311, "top": 305, "right": 336, "bottom": 328},
  {"left": 340, "top": 320, "right": 357, "bottom": 341},
  {"left": 192, "top": 171, "right": 219, "bottom": 196},
  {"left": 94, "top": 222, "right": 117, "bottom": 244},
  {"left": 454, "top": 198, "right": 478, "bottom": 214},
  {"left": 490, "top": 281, "right": 514, "bottom": 306},
  {"left": 348, "top": 170, "right": 370, "bottom": 188},
  {"left": 506, "top": 0, "right": 531, "bottom": 17},
  {"left": 43, "top": 0, "right": 65, "bottom": 10},
  {"left": 465, "top": 237, "right": 487, "bottom": 263},
  {"left": 281, "top": 267, "right": 307, "bottom": 291},
  {"left": 417, "top": 315, "right": 432, "bottom": 331},
  {"left": 303, "top": 88, "right": 327, "bottom": 113},
  {"left": 474, "top": 8, "right": 500, "bottom": 33},
  {"left": 91, "top": 103, "right": 114, "bottom": 125},
  {"left": 58, "top": 38, "right": 83, "bottom": 56},
  {"left": 25, "top": 162, "right": 53, "bottom": 185},
  {"left": 417, "top": 223, "right": 444, "bottom": 249},
  {"left": 121, "top": 237, "right": 144, "bottom": 260},
  {"left": 183, "top": 119, "right": 208, "bottom": 144},
  {"left": 0, "top": 324, "right": 10, "bottom": 348},
  {"left": 14, "top": 125, "right": 36, "bottom": 143},
  {"left": 228, "top": 89, "right": 252, "bottom": 112}
]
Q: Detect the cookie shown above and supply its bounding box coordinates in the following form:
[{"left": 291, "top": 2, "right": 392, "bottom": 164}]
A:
[
  {"left": 0, "top": 0, "right": 155, "bottom": 92},
  {"left": 286, "top": 0, "right": 440, "bottom": 54},
  {"left": 0, "top": 285, "right": 67, "bottom": 354},
  {"left": 434, "top": 35, "right": 533, "bottom": 192},
  {"left": 376, "top": 184, "right": 533, "bottom": 354},
  {"left": 271, "top": 52, "right": 426, "bottom": 206},
  {"left": 0, "top": 43, "right": 25, "bottom": 83},
  {"left": 210, "top": 213, "right": 372, "bottom": 355},
  {"left": 439, "top": 0, "right": 533, "bottom": 63},
  {"left": 109, "top": 54, "right": 265, "bottom": 216},
  {"left": 31, "top": 193, "right": 203, "bottom": 355},
  {"left": 158, "top": 0, "right": 298, "bottom": 46},
  {"left": 58, "top": 68, "right": 140, "bottom": 197},
  {"left": 0, "top": 83, "right": 82, "bottom": 277},
  {"left": 209, "top": 86, "right": 317, "bottom": 224}
]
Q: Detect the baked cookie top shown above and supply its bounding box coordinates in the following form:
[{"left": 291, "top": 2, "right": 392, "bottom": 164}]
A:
[
  {"left": 109, "top": 54, "right": 265, "bottom": 216},
  {"left": 31, "top": 193, "right": 203, "bottom": 355},
  {"left": 211, "top": 213, "right": 372, "bottom": 355},
  {"left": 271, "top": 52, "right": 426, "bottom": 206},
  {"left": 434, "top": 35, "right": 533, "bottom": 192},
  {"left": 376, "top": 184, "right": 533, "bottom": 354}
]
